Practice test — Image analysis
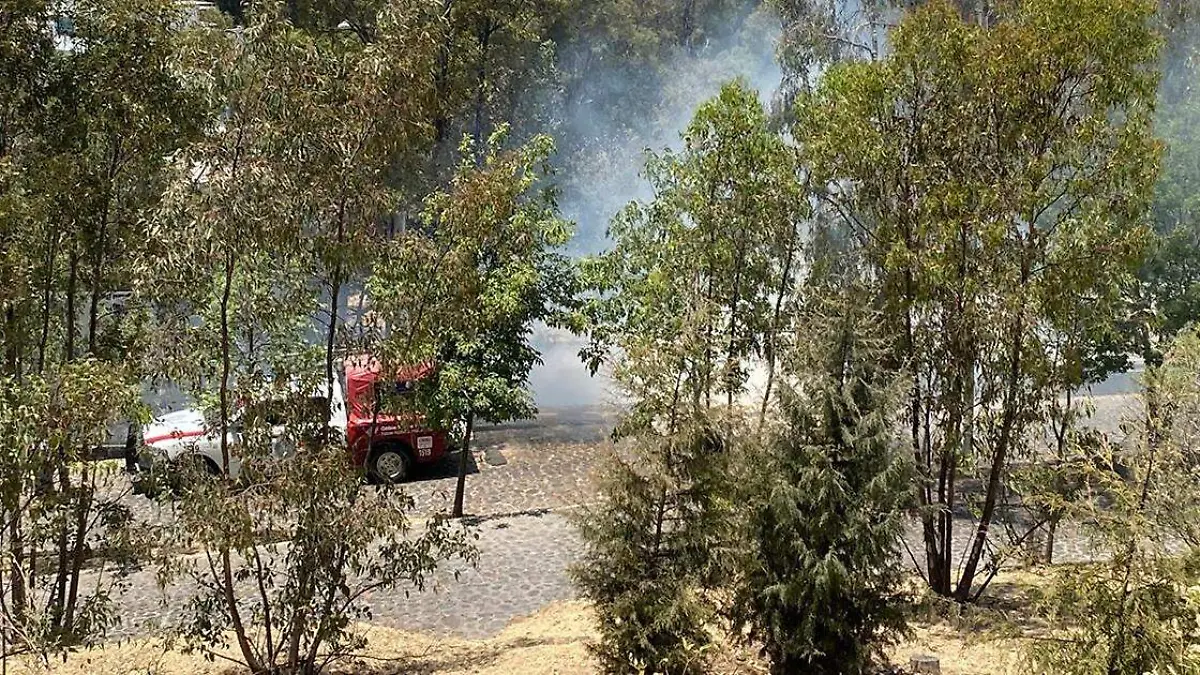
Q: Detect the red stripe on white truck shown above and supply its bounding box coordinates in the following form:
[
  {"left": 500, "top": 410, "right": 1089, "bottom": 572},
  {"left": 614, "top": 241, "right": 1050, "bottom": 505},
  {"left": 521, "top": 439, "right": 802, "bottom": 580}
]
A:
[{"left": 144, "top": 429, "right": 205, "bottom": 445}]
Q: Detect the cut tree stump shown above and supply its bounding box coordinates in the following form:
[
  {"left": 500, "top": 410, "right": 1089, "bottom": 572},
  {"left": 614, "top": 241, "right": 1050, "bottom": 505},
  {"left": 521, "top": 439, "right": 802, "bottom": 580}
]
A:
[{"left": 909, "top": 654, "right": 941, "bottom": 674}]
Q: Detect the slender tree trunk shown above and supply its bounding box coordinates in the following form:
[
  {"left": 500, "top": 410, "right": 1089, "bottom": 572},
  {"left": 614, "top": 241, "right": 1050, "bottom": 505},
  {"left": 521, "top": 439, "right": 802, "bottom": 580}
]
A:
[
  {"left": 1044, "top": 519, "right": 1057, "bottom": 564},
  {"left": 7, "top": 513, "right": 23, "bottom": 624},
  {"left": 759, "top": 225, "right": 798, "bottom": 427},
  {"left": 218, "top": 249, "right": 234, "bottom": 473},
  {"left": 213, "top": 248, "right": 260, "bottom": 668},
  {"left": 324, "top": 196, "right": 347, "bottom": 430},
  {"left": 472, "top": 18, "right": 492, "bottom": 167},
  {"left": 50, "top": 246, "right": 79, "bottom": 622},
  {"left": 87, "top": 140, "right": 118, "bottom": 357},
  {"left": 1045, "top": 387, "right": 1072, "bottom": 565},
  {"left": 62, "top": 461, "right": 93, "bottom": 632},
  {"left": 452, "top": 412, "right": 474, "bottom": 518},
  {"left": 906, "top": 276, "right": 942, "bottom": 593},
  {"left": 63, "top": 247, "right": 78, "bottom": 366},
  {"left": 325, "top": 275, "right": 341, "bottom": 425},
  {"left": 433, "top": 0, "right": 455, "bottom": 147},
  {"left": 725, "top": 226, "right": 749, "bottom": 412},
  {"left": 222, "top": 549, "right": 261, "bottom": 672},
  {"left": 66, "top": 212, "right": 111, "bottom": 630},
  {"left": 36, "top": 230, "right": 58, "bottom": 372},
  {"left": 86, "top": 227, "right": 105, "bottom": 357},
  {"left": 955, "top": 255, "right": 1028, "bottom": 601}
]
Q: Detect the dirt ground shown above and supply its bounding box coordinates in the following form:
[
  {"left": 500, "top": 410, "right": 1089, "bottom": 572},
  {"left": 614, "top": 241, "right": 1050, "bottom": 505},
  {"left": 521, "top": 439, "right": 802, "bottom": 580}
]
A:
[{"left": 6, "top": 600, "right": 1027, "bottom": 675}]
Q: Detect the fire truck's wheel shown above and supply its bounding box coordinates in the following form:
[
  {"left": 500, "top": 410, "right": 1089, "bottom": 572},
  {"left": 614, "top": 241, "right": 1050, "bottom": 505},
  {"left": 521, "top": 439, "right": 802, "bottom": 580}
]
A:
[{"left": 369, "top": 445, "right": 412, "bottom": 484}]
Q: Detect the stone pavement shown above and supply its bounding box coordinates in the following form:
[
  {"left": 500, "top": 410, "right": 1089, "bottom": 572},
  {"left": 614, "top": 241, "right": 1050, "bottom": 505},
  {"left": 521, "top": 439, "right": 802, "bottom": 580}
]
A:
[
  {"left": 96, "top": 405, "right": 1111, "bottom": 642},
  {"left": 100, "top": 407, "right": 609, "bottom": 640}
]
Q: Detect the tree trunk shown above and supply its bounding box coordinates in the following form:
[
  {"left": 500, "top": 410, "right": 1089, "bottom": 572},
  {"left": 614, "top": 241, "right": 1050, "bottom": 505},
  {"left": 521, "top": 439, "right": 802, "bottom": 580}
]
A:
[
  {"left": 218, "top": 250, "right": 234, "bottom": 473},
  {"left": 471, "top": 18, "right": 492, "bottom": 167},
  {"left": 432, "top": 0, "right": 455, "bottom": 146},
  {"left": 680, "top": 0, "right": 696, "bottom": 51},
  {"left": 36, "top": 229, "right": 58, "bottom": 372},
  {"left": 324, "top": 260, "right": 342, "bottom": 435},
  {"left": 50, "top": 246, "right": 79, "bottom": 622},
  {"left": 1044, "top": 518, "right": 1057, "bottom": 564},
  {"left": 955, "top": 276, "right": 1026, "bottom": 601},
  {"left": 64, "top": 247, "right": 78, "bottom": 365},
  {"left": 452, "top": 412, "right": 474, "bottom": 518},
  {"left": 758, "top": 225, "right": 798, "bottom": 427},
  {"left": 63, "top": 463, "right": 93, "bottom": 633},
  {"left": 7, "top": 515, "right": 24, "bottom": 623},
  {"left": 222, "top": 548, "right": 262, "bottom": 672},
  {"left": 4, "top": 297, "right": 25, "bottom": 617}
]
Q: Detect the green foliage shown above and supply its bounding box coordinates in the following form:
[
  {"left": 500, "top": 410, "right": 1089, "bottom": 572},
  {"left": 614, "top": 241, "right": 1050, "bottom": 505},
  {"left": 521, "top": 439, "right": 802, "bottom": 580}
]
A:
[
  {"left": 0, "top": 363, "right": 150, "bottom": 653},
  {"left": 800, "top": 0, "right": 1162, "bottom": 600},
  {"left": 581, "top": 80, "right": 802, "bottom": 408},
  {"left": 730, "top": 299, "right": 912, "bottom": 675},
  {"left": 0, "top": 0, "right": 207, "bottom": 657},
  {"left": 573, "top": 80, "right": 798, "bottom": 674},
  {"left": 1026, "top": 327, "right": 1200, "bottom": 674},
  {"left": 144, "top": 7, "right": 479, "bottom": 673},
  {"left": 571, "top": 418, "right": 732, "bottom": 675},
  {"left": 420, "top": 131, "right": 575, "bottom": 430},
  {"left": 160, "top": 385, "right": 477, "bottom": 673},
  {"left": 369, "top": 129, "right": 575, "bottom": 515}
]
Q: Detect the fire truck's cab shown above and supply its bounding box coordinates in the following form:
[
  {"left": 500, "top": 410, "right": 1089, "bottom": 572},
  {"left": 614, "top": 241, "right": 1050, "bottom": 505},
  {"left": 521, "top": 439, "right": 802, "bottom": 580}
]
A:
[{"left": 344, "top": 358, "right": 451, "bottom": 483}]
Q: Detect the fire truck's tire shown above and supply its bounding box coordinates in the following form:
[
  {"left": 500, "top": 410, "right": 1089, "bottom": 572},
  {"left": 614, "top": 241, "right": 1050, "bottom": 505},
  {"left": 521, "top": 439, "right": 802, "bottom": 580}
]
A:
[{"left": 368, "top": 444, "right": 412, "bottom": 484}]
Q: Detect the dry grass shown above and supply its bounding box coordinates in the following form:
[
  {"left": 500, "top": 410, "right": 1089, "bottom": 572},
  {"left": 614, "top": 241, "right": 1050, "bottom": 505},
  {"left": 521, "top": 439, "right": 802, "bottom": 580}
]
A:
[
  {"left": 891, "top": 625, "right": 1026, "bottom": 675},
  {"left": 2, "top": 602, "right": 597, "bottom": 675},
  {"left": 4, "top": 596, "right": 1034, "bottom": 675}
]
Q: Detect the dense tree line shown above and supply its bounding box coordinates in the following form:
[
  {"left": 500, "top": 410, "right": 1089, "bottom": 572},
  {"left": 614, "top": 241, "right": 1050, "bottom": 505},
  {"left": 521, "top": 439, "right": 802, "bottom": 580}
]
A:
[
  {"left": 575, "top": 0, "right": 1200, "bottom": 674},
  {"left": 4, "top": 0, "right": 1200, "bottom": 674}
]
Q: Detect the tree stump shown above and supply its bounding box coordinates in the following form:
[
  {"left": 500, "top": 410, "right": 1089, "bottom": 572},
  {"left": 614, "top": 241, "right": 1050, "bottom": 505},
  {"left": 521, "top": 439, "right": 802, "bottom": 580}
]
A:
[{"left": 909, "top": 654, "right": 941, "bottom": 674}]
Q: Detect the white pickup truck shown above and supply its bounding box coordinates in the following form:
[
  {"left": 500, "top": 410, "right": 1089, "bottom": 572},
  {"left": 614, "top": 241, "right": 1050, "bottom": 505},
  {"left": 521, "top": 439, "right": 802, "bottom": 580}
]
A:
[{"left": 139, "top": 380, "right": 348, "bottom": 479}]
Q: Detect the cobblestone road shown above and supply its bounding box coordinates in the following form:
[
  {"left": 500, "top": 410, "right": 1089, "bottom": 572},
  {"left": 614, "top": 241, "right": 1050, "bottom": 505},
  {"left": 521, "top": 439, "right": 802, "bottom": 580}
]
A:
[{"left": 96, "top": 405, "right": 1112, "bottom": 642}]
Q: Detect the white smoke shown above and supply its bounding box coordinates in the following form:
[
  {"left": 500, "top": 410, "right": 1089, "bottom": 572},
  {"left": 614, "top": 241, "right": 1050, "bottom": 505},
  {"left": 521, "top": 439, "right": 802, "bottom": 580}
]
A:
[{"left": 530, "top": 7, "right": 785, "bottom": 409}]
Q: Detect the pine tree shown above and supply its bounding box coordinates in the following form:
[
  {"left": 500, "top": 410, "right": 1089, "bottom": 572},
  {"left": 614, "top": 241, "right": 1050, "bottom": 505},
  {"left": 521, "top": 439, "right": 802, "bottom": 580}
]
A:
[
  {"left": 571, "top": 415, "right": 731, "bottom": 675},
  {"left": 731, "top": 298, "right": 911, "bottom": 675}
]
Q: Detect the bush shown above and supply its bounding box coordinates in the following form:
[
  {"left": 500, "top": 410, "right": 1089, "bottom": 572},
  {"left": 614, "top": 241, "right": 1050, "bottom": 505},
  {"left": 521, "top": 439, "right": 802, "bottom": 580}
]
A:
[
  {"left": 160, "top": 382, "right": 477, "bottom": 674},
  {"left": 1026, "top": 327, "right": 1200, "bottom": 674}
]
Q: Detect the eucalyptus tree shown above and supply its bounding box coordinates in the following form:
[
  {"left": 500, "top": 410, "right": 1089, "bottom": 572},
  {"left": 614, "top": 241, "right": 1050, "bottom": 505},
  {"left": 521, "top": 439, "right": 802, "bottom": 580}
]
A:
[
  {"left": 147, "top": 7, "right": 473, "bottom": 673},
  {"left": 0, "top": 0, "right": 207, "bottom": 656},
  {"left": 581, "top": 80, "right": 803, "bottom": 417},
  {"left": 369, "top": 129, "right": 576, "bottom": 518},
  {"left": 799, "top": 0, "right": 1161, "bottom": 600},
  {"left": 272, "top": 0, "right": 440, "bottom": 425},
  {"left": 572, "top": 81, "right": 802, "bottom": 673}
]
